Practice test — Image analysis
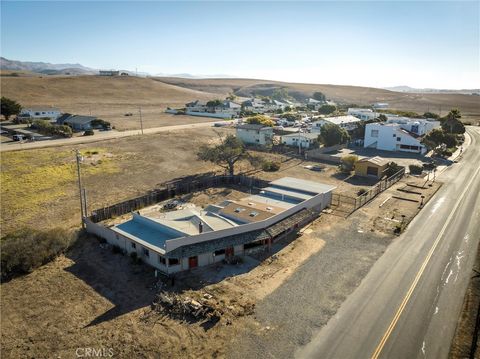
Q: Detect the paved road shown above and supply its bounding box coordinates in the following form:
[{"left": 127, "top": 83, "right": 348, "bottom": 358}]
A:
[
  {"left": 0, "top": 120, "right": 228, "bottom": 152},
  {"left": 297, "top": 126, "right": 480, "bottom": 358}
]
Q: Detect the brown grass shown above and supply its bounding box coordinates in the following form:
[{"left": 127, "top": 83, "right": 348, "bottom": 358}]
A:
[{"left": 157, "top": 77, "right": 480, "bottom": 122}]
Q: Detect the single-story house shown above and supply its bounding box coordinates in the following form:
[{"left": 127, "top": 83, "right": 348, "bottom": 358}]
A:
[
  {"left": 355, "top": 156, "right": 389, "bottom": 178},
  {"left": 311, "top": 115, "right": 361, "bottom": 132},
  {"left": 99, "top": 70, "right": 120, "bottom": 76},
  {"left": 282, "top": 132, "right": 319, "bottom": 149},
  {"left": 348, "top": 108, "right": 380, "bottom": 121},
  {"left": 87, "top": 177, "right": 336, "bottom": 274},
  {"left": 242, "top": 98, "right": 266, "bottom": 113},
  {"left": 185, "top": 100, "right": 207, "bottom": 113},
  {"left": 306, "top": 98, "right": 324, "bottom": 110},
  {"left": 364, "top": 122, "right": 427, "bottom": 154},
  {"left": 60, "top": 115, "right": 98, "bottom": 131},
  {"left": 18, "top": 107, "right": 61, "bottom": 121},
  {"left": 236, "top": 124, "right": 274, "bottom": 146}
]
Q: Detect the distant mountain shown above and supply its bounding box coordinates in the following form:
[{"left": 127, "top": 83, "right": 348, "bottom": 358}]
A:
[
  {"left": 154, "top": 72, "right": 236, "bottom": 79},
  {"left": 383, "top": 85, "right": 480, "bottom": 95},
  {"left": 0, "top": 57, "right": 97, "bottom": 74}
]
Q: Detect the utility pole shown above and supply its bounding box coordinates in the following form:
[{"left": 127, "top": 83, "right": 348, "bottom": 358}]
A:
[
  {"left": 139, "top": 106, "right": 144, "bottom": 135},
  {"left": 75, "top": 150, "right": 85, "bottom": 228}
]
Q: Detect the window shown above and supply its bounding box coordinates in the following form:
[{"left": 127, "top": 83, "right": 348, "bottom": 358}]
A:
[
  {"left": 397, "top": 137, "right": 401, "bottom": 142},
  {"left": 234, "top": 207, "right": 245, "bottom": 213},
  {"left": 249, "top": 211, "right": 258, "bottom": 217},
  {"left": 371, "top": 129, "right": 379, "bottom": 137},
  {"left": 143, "top": 248, "right": 149, "bottom": 257},
  {"left": 393, "top": 134, "right": 396, "bottom": 137},
  {"left": 158, "top": 255, "right": 166, "bottom": 265},
  {"left": 131, "top": 242, "right": 136, "bottom": 249},
  {"left": 168, "top": 258, "right": 179, "bottom": 266},
  {"left": 214, "top": 249, "right": 226, "bottom": 256}
]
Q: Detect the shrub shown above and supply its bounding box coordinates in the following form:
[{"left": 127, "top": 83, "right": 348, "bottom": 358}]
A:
[
  {"left": 340, "top": 155, "right": 358, "bottom": 173},
  {"left": 130, "top": 251, "right": 142, "bottom": 264},
  {"left": 1, "top": 227, "right": 76, "bottom": 281},
  {"left": 245, "top": 115, "right": 274, "bottom": 127},
  {"left": 262, "top": 161, "right": 280, "bottom": 172},
  {"left": 409, "top": 165, "right": 423, "bottom": 175},
  {"left": 384, "top": 162, "right": 403, "bottom": 178}
]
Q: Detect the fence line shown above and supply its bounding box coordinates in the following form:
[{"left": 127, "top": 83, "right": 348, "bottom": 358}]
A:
[
  {"left": 331, "top": 168, "right": 406, "bottom": 216},
  {"left": 89, "top": 174, "right": 270, "bottom": 223}
]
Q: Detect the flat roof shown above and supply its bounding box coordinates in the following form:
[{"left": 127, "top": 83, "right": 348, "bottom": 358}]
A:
[
  {"left": 219, "top": 202, "right": 275, "bottom": 223},
  {"left": 113, "top": 218, "right": 178, "bottom": 250},
  {"left": 269, "top": 177, "right": 336, "bottom": 195},
  {"left": 243, "top": 194, "right": 296, "bottom": 209},
  {"left": 262, "top": 186, "right": 313, "bottom": 201}
]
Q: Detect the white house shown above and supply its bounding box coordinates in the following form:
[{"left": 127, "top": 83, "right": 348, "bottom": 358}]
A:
[
  {"left": 306, "top": 98, "right": 324, "bottom": 110},
  {"left": 373, "top": 103, "right": 389, "bottom": 109},
  {"left": 185, "top": 100, "right": 207, "bottom": 113},
  {"left": 348, "top": 108, "right": 380, "bottom": 121},
  {"left": 18, "top": 107, "right": 61, "bottom": 121},
  {"left": 263, "top": 99, "right": 287, "bottom": 112},
  {"left": 281, "top": 132, "right": 319, "bottom": 149},
  {"left": 386, "top": 116, "right": 440, "bottom": 136},
  {"left": 214, "top": 101, "right": 241, "bottom": 116},
  {"left": 236, "top": 124, "right": 274, "bottom": 145},
  {"left": 364, "top": 123, "right": 427, "bottom": 154},
  {"left": 242, "top": 98, "right": 266, "bottom": 113},
  {"left": 311, "top": 115, "right": 361, "bottom": 132}
]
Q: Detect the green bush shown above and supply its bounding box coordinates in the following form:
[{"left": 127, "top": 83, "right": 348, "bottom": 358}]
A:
[
  {"left": 1, "top": 228, "right": 76, "bottom": 281},
  {"left": 130, "top": 251, "right": 142, "bottom": 264},
  {"left": 340, "top": 155, "right": 358, "bottom": 173},
  {"left": 409, "top": 165, "right": 423, "bottom": 175},
  {"left": 111, "top": 244, "right": 122, "bottom": 254},
  {"left": 262, "top": 161, "right": 280, "bottom": 172},
  {"left": 357, "top": 188, "right": 368, "bottom": 196}
]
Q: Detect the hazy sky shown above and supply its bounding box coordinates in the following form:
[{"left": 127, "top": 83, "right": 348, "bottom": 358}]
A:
[{"left": 1, "top": 1, "right": 479, "bottom": 89}]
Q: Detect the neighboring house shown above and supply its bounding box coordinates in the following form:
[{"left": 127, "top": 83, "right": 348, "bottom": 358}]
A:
[
  {"left": 348, "top": 108, "right": 380, "bottom": 121},
  {"left": 61, "top": 115, "right": 98, "bottom": 131},
  {"left": 263, "top": 99, "right": 287, "bottom": 112},
  {"left": 355, "top": 156, "right": 389, "bottom": 178},
  {"left": 236, "top": 124, "right": 274, "bottom": 145},
  {"left": 99, "top": 70, "right": 120, "bottom": 76},
  {"left": 18, "top": 107, "right": 61, "bottom": 121},
  {"left": 306, "top": 98, "right": 324, "bottom": 110},
  {"left": 373, "top": 102, "right": 389, "bottom": 109},
  {"left": 212, "top": 101, "right": 242, "bottom": 116},
  {"left": 364, "top": 122, "right": 427, "bottom": 154},
  {"left": 88, "top": 177, "right": 336, "bottom": 274},
  {"left": 242, "top": 98, "right": 266, "bottom": 113},
  {"left": 386, "top": 116, "right": 440, "bottom": 136},
  {"left": 185, "top": 100, "right": 207, "bottom": 113},
  {"left": 281, "top": 133, "right": 318, "bottom": 149},
  {"left": 311, "top": 115, "right": 361, "bottom": 132}
]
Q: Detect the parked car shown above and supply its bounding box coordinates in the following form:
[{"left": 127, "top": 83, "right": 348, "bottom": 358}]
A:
[
  {"left": 12, "top": 134, "right": 25, "bottom": 141},
  {"left": 163, "top": 200, "right": 179, "bottom": 210},
  {"left": 124, "top": 113, "right": 133, "bottom": 116},
  {"left": 83, "top": 129, "right": 94, "bottom": 136}
]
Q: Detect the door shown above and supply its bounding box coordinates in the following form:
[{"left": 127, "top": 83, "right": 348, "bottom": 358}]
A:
[
  {"left": 188, "top": 256, "right": 198, "bottom": 269},
  {"left": 367, "top": 166, "right": 379, "bottom": 177}
]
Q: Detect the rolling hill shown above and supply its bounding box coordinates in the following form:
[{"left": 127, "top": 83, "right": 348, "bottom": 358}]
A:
[{"left": 155, "top": 77, "right": 480, "bottom": 122}]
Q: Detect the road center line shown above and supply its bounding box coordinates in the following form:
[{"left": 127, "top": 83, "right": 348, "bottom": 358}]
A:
[{"left": 371, "top": 163, "right": 480, "bottom": 359}]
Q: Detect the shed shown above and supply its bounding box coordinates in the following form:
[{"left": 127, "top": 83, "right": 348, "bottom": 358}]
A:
[{"left": 354, "top": 156, "right": 389, "bottom": 178}]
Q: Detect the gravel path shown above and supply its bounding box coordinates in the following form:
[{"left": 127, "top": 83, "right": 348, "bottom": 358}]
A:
[{"left": 230, "top": 211, "right": 392, "bottom": 359}]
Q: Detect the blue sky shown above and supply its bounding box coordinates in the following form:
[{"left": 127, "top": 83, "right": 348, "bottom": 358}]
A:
[{"left": 1, "top": 1, "right": 479, "bottom": 88}]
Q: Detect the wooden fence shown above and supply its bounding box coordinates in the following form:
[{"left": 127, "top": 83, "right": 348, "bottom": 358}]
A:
[{"left": 89, "top": 174, "right": 270, "bottom": 223}]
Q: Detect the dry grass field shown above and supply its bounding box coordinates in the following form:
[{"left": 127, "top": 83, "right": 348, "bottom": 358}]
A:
[
  {"left": 157, "top": 77, "right": 480, "bottom": 123},
  {"left": 0, "top": 75, "right": 222, "bottom": 130}
]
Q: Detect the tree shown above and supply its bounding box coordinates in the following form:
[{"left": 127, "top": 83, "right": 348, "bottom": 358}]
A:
[
  {"left": 377, "top": 114, "right": 388, "bottom": 122},
  {"left": 422, "top": 128, "right": 457, "bottom": 150},
  {"left": 280, "top": 112, "right": 301, "bottom": 122},
  {"left": 318, "top": 104, "right": 337, "bottom": 115},
  {"left": 206, "top": 99, "right": 223, "bottom": 108},
  {"left": 442, "top": 109, "right": 465, "bottom": 134},
  {"left": 319, "top": 123, "right": 350, "bottom": 147},
  {"left": 423, "top": 112, "right": 440, "bottom": 119},
  {"left": 271, "top": 88, "right": 289, "bottom": 101},
  {"left": 313, "top": 91, "right": 326, "bottom": 102},
  {"left": 384, "top": 162, "right": 402, "bottom": 178},
  {"left": 245, "top": 115, "right": 275, "bottom": 127},
  {"left": 197, "top": 135, "right": 248, "bottom": 175},
  {"left": 351, "top": 118, "right": 380, "bottom": 139},
  {"left": 1, "top": 97, "right": 22, "bottom": 121},
  {"left": 340, "top": 155, "right": 358, "bottom": 173}
]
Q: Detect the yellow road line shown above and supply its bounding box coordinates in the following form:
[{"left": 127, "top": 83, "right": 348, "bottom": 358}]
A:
[{"left": 371, "top": 163, "right": 480, "bottom": 359}]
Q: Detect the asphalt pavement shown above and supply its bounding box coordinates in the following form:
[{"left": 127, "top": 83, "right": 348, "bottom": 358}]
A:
[{"left": 297, "top": 126, "right": 480, "bottom": 359}]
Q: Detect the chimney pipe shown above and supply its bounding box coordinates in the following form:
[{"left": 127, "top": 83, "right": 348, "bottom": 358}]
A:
[{"left": 199, "top": 221, "right": 203, "bottom": 233}]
